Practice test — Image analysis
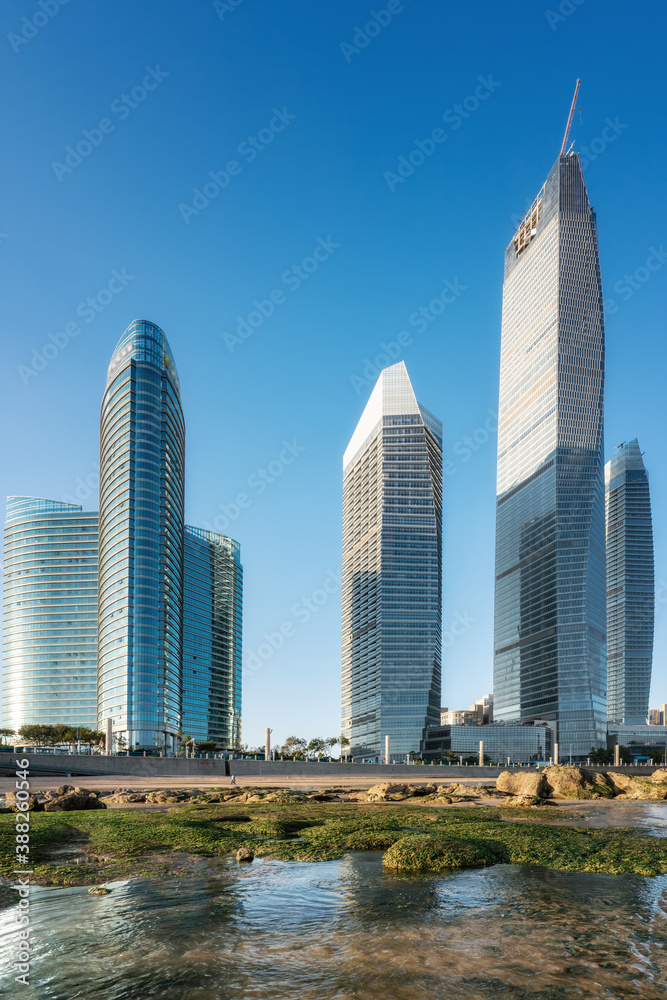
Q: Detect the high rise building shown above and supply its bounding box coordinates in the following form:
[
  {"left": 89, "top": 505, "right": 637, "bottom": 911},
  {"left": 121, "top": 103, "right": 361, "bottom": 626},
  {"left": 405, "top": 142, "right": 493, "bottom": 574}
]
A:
[
  {"left": 341, "top": 361, "right": 442, "bottom": 760},
  {"left": 182, "top": 526, "right": 243, "bottom": 746},
  {"left": 97, "top": 320, "right": 186, "bottom": 750},
  {"left": 2, "top": 497, "right": 98, "bottom": 731},
  {"left": 493, "top": 153, "right": 607, "bottom": 756},
  {"left": 605, "top": 439, "right": 654, "bottom": 725}
]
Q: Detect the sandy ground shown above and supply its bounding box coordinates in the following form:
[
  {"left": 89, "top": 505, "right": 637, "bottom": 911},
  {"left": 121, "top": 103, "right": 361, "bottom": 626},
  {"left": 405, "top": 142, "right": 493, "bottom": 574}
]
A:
[{"left": 0, "top": 773, "right": 495, "bottom": 794}]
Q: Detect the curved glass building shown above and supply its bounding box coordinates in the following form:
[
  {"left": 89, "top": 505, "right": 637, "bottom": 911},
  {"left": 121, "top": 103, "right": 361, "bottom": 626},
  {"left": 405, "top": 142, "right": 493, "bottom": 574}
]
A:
[
  {"left": 2, "top": 497, "right": 98, "bottom": 732},
  {"left": 605, "top": 439, "right": 654, "bottom": 725},
  {"left": 342, "top": 362, "right": 442, "bottom": 761},
  {"left": 182, "top": 526, "right": 243, "bottom": 746},
  {"left": 98, "top": 320, "right": 185, "bottom": 750}
]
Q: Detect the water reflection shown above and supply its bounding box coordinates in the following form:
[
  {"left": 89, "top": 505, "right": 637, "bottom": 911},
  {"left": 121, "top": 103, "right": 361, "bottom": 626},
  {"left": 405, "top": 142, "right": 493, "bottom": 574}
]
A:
[{"left": 1, "top": 812, "right": 666, "bottom": 999}]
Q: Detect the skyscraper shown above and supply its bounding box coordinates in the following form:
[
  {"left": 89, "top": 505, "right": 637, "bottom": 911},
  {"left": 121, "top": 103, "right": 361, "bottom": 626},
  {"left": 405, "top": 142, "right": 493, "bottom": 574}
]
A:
[
  {"left": 2, "top": 497, "right": 98, "bottom": 732},
  {"left": 342, "top": 361, "right": 442, "bottom": 760},
  {"left": 605, "top": 439, "right": 654, "bottom": 725},
  {"left": 97, "top": 320, "right": 186, "bottom": 751},
  {"left": 182, "top": 526, "right": 243, "bottom": 746},
  {"left": 493, "top": 153, "right": 607, "bottom": 756}
]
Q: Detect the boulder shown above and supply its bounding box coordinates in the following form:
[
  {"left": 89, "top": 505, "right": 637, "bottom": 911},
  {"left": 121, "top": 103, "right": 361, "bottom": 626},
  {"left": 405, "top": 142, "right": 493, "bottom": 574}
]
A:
[
  {"left": 6, "top": 793, "right": 44, "bottom": 812},
  {"left": 651, "top": 768, "right": 667, "bottom": 784},
  {"left": 542, "top": 766, "right": 613, "bottom": 799},
  {"left": 606, "top": 772, "right": 667, "bottom": 800},
  {"left": 364, "top": 783, "right": 411, "bottom": 801},
  {"left": 236, "top": 847, "right": 254, "bottom": 863},
  {"left": 436, "top": 783, "right": 478, "bottom": 799},
  {"left": 496, "top": 770, "right": 547, "bottom": 798},
  {"left": 107, "top": 792, "right": 147, "bottom": 803},
  {"left": 501, "top": 795, "right": 545, "bottom": 807},
  {"left": 44, "top": 791, "right": 106, "bottom": 811}
]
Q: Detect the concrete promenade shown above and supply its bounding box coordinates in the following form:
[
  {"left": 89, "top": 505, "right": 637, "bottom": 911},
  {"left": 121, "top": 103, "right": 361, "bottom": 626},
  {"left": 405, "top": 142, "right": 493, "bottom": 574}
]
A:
[{"left": 0, "top": 751, "right": 661, "bottom": 794}]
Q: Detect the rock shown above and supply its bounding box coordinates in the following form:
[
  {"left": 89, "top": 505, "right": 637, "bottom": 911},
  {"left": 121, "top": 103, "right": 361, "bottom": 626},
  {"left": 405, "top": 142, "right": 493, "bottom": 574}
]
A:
[
  {"left": 6, "top": 793, "right": 44, "bottom": 812},
  {"left": 236, "top": 847, "right": 254, "bottom": 863},
  {"left": 383, "top": 834, "right": 507, "bottom": 872},
  {"left": 437, "top": 783, "right": 478, "bottom": 799},
  {"left": 107, "top": 792, "right": 147, "bottom": 803},
  {"left": 88, "top": 886, "right": 111, "bottom": 895},
  {"left": 44, "top": 792, "right": 106, "bottom": 812},
  {"left": 55, "top": 785, "right": 74, "bottom": 796},
  {"left": 651, "top": 768, "right": 667, "bottom": 784},
  {"left": 606, "top": 772, "right": 667, "bottom": 800},
  {"left": 364, "top": 783, "right": 411, "bottom": 801},
  {"left": 501, "top": 795, "right": 545, "bottom": 807},
  {"left": 542, "top": 766, "right": 613, "bottom": 799},
  {"left": 496, "top": 770, "right": 548, "bottom": 798}
]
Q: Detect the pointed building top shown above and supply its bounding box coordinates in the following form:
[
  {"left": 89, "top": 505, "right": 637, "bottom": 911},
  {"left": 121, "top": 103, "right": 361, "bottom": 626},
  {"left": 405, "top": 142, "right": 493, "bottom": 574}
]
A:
[
  {"left": 343, "top": 361, "right": 440, "bottom": 471},
  {"left": 605, "top": 438, "right": 647, "bottom": 483},
  {"left": 106, "top": 319, "right": 180, "bottom": 397}
]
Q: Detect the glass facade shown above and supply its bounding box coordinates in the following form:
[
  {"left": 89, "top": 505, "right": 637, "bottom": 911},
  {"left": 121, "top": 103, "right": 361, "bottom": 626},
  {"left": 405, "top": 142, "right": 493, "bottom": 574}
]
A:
[
  {"left": 422, "top": 722, "right": 553, "bottom": 765},
  {"left": 605, "top": 440, "right": 654, "bottom": 724},
  {"left": 2, "top": 497, "right": 98, "bottom": 731},
  {"left": 342, "top": 362, "right": 442, "bottom": 760},
  {"left": 182, "top": 526, "right": 243, "bottom": 746},
  {"left": 98, "top": 319, "right": 186, "bottom": 749},
  {"left": 494, "top": 154, "right": 607, "bottom": 756}
]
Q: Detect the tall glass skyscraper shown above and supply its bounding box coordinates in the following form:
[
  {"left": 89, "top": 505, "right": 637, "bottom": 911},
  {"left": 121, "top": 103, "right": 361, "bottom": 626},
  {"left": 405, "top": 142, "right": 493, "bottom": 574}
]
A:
[
  {"left": 2, "top": 497, "right": 98, "bottom": 731},
  {"left": 98, "top": 320, "right": 186, "bottom": 750},
  {"left": 494, "top": 153, "right": 607, "bottom": 756},
  {"left": 182, "top": 526, "right": 243, "bottom": 746},
  {"left": 342, "top": 362, "right": 442, "bottom": 760},
  {"left": 605, "top": 439, "right": 654, "bottom": 725}
]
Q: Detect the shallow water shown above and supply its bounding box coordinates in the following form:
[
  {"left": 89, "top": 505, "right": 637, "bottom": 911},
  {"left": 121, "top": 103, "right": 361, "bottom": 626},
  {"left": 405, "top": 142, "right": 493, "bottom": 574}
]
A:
[{"left": 2, "top": 804, "right": 667, "bottom": 999}]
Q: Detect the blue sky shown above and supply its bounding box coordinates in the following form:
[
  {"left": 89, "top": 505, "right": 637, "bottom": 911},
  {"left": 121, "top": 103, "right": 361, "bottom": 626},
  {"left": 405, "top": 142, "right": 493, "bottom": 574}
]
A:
[{"left": 1, "top": 0, "right": 665, "bottom": 749}]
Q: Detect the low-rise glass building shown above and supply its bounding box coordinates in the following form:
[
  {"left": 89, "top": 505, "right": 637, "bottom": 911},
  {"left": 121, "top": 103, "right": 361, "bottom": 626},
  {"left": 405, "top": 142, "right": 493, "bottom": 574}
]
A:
[
  {"left": 2, "top": 497, "right": 99, "bottom": 731},
  {"left": 422, "top": 721, "right": 553, "bottom": 764},
  {"left": 182, "top": 526, "right": 242, "bottom": 746}
]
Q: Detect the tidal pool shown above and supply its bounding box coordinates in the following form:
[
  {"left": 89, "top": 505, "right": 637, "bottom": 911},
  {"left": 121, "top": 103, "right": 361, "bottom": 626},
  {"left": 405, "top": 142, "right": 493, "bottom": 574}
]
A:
[{"left": 1, "top": 804, "right": 667, "bottom": 999}]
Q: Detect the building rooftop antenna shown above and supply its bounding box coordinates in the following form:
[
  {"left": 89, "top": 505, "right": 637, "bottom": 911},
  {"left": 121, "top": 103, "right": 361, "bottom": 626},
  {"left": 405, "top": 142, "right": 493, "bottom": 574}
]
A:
[{"left": 559, "top": 78, "right": 581, "bottom": 156}]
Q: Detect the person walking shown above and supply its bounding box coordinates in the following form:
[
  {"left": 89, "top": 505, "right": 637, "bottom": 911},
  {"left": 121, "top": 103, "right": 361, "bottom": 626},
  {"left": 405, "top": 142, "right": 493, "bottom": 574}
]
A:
[{"left": 230, "top": 774, "right": 236, "bottom": 786}]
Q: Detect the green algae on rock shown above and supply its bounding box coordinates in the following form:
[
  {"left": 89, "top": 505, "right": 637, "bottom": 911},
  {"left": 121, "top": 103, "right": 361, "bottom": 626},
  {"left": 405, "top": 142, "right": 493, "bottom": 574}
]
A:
[{"left": 383, "top": 834, "right": 506, "bottom": 872}]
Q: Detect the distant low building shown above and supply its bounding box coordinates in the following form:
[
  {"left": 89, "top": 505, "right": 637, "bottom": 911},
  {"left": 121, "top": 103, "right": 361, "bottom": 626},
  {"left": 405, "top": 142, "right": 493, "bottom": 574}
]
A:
[
  {"left": 440, "top": 693, "right": 493, "bottom": 727},
  {"left": 648, "top": 705, "right": 667, "bottom": 726},
  {"left": 422, "top": 720, "right": 553, "bottom": 764},
  {"left": 607, "top": 723, "right": 667, "bottom": 762}
]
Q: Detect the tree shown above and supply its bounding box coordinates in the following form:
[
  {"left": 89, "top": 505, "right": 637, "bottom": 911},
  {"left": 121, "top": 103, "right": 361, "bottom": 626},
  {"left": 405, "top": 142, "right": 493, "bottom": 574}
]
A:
[
  {"left": 196, "top": 741, "right": 218, "bottom": 754},
  {"left": 18, "top": 724, "right": 54, "bottom": 747},
  {"left": 0, "top": 728, "right": 16, "bottom": 744},
  {"left": 339, "top": 735, "right": 351, "bottom": 760},
  {"left": 306, "top": 738, "right": 326, "bottom": 759},
  {"left": 281, "top": 736, "right": 307, "bottom": 759},
  {"left": 589, "top": 746, "right": 613, "bottom": 764}
]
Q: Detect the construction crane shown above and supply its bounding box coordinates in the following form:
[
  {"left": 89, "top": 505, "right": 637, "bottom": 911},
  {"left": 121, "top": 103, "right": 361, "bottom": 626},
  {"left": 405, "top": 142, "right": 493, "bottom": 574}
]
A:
[{"left": 559, "top": 78, "right": 581, "bottom": 156}]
